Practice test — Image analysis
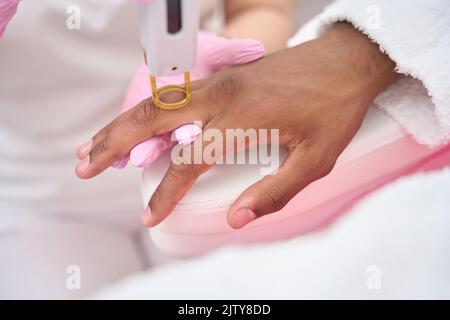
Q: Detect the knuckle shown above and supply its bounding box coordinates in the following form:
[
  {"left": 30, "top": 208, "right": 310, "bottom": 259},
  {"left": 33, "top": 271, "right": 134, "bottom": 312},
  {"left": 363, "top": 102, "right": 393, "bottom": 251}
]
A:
[
  {"left": 318, "top": 145, "right": 338, "bottom": 177},
  {"left": 285, "top": 136, "right": 302, "bottom": 151},
  {"left": 207, "top": 71, "right": 244, "bottom": 104},
  {"left": 159, "top": 90, "right": 186, "bottom": 104},
  {"left": 299, "top": 141, "right": 337, "bottom": 181},
  {"left": 167, "top": 165, "right": 186, "bottom": 180},
  {"left": 262, "top": 184, "right": 291, "bottom": 212},
  {"left": 151, "top": 187, "right": 164, "bottom": 204},
  {"left": 151, "top": 178, "right": 179, "bottom": 208},
  {"left": 93, "top": 121, "right": 114, "bottom": 141},
  {"left": 89, "top": 135, "right": 123, "bottom": 162},
  {"left": 311, "top": 151, "right": 336, "bottom": 179},
  {"left": 90, "top": 136, "right": 110, "bottom": 160},
  {"left": 103, "top": 122, "right": 114, "bottom": 135},
  {"left": 321, "top": 158, "right": 335, "bottom": 176},
  {"left": 150, "top": 187, "right": 173, "bottom": 208},
  {"left": 130, "top": 99, "right": 159, "bottom": 126}
]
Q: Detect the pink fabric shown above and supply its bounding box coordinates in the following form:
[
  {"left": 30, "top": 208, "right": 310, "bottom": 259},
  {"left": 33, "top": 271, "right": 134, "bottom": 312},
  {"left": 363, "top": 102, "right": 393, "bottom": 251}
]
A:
[
  {"left": 0, "top": 0, "right": 19, "bottom": 38},
  {"left": 149, "top": 139, "right": 450, "bottom": 257},
  {"left": 114, "top": 32, "right": 265, "bottom": 168}
]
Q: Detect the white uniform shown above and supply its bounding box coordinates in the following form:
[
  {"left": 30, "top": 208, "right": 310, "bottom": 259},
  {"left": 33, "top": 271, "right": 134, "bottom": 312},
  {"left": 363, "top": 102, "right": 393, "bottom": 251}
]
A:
[
  {"left": 0, "top": 0, "right": 224, "bottom": 299},
  {"left": 0, "top": 0, "right": 148, "bottom": 299}
]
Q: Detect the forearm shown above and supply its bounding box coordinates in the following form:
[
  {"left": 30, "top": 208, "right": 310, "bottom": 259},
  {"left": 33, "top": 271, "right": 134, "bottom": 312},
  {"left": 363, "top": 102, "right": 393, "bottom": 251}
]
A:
[
  {"left": 319, "top": 22, "right": 398, "bottom": 107},
  {"left": 221, "top": 0, "right": 294, "bottom": 53}
]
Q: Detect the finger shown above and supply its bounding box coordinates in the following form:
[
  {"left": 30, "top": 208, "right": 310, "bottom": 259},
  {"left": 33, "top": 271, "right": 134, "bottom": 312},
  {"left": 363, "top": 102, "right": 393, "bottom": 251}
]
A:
[
  {"left": 76, "top": 139, "right": 93, "bottom": 160},
  {"left": 75, "top": 94, "right": 209, "bottom": 179},
  {"left": 141, "top": 123, "right": 225, "bottom": 227},
  {"left": 130, "top": 124, "right": 202, "bottom": 168},
  {"left": 141, "top": 162, "right": 211, "bottom": 228},
  {"left": 227, "top": 143, "right": 335, "bottom": 229}
]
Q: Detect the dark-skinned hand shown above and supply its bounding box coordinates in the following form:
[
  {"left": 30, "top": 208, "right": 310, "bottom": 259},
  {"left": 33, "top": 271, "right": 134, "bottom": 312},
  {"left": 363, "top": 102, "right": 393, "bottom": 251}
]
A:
[{"left": 76, "top": 23, "right": 397, "bottom": 229}]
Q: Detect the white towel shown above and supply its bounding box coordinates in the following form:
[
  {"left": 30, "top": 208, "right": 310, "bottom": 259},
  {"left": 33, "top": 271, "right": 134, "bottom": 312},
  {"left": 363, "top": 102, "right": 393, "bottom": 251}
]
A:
[
  {"left": 95, "top": 168, "right": 450, "bottom": 299},
  {"left": 289, "top": 0, "right": 450, "bottom": 147}
]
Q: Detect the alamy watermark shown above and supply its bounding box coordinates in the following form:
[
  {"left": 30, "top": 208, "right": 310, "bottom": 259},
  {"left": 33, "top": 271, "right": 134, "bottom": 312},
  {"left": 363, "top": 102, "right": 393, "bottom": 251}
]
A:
[
  {"left": 366, "top": 5, "right": 381, "bottom": 30},
  {"left": 66, "top": 5, "right": 81, "bottom": 30},
  {"left": 66, "top": 265, "right": 81, "bottom": 290},
  {"left": 170, "top": 121, "right": 280, "bottom": 176},
  {"left": 366, "top": 265, "right": 382, "bottom": 290}
]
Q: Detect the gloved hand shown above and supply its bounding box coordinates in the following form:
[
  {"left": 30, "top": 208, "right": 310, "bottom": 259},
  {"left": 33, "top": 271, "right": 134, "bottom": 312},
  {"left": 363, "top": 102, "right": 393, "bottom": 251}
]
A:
[
  {"left": 0, "top": 0, "right": 19, "bottom": 38},
  {"left": 112, "top": 31, "right": 265, "bottom": 168}
]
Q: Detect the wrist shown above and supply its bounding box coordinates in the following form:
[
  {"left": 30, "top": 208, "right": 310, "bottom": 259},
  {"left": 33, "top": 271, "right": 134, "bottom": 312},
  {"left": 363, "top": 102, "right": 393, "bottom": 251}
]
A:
[{"left": 320, "top": 22, "right": 398, "bottom": 103}]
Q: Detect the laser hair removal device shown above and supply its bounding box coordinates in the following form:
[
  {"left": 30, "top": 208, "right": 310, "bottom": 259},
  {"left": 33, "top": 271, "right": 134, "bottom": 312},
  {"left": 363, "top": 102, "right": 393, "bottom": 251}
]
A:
[{"left": 137, "top": 0, "right": 200, "bottom": 110}]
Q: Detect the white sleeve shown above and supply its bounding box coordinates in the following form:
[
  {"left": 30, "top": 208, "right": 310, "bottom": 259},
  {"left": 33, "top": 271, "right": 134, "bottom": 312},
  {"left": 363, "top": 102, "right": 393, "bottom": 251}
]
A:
[{"left": 288, "top": 0, "right": 450, "bottom": 147}]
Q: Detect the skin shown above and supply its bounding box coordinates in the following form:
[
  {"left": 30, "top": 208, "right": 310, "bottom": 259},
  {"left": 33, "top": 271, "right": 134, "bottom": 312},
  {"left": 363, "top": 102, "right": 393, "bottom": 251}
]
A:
[
  {"left": 223, "top": 0, "right": 295, "bottom": 53},
  {"left": 76, "top": 23, "right": 398, "bottom": 229}
]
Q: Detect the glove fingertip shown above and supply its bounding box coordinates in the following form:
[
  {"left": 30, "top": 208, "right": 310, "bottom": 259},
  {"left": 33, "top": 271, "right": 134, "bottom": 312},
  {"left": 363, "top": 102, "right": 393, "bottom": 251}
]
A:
[
  {"left": 130, "top": 136, "right": 174, "bottom": 168},
  {"left": 130, "top": 144, "right": 158, "bottom": 168},
  {"left": 227, "top": 40, "right": 266, "bottom": 65}
]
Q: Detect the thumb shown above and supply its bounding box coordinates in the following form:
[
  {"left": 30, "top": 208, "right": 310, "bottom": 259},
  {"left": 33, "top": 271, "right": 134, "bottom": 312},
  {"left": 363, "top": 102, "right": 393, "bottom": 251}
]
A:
[{"left": 227, "top": 145, "right": 335, "bottom": 229}]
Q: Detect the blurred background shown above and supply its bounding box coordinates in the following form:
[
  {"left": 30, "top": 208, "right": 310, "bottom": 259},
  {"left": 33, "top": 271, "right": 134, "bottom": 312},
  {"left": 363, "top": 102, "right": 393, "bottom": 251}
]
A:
[
  {"left": 1, "top": 0, "right": 450, "bottom": 300},
  {"left": 0, "top": 0, "right": 333, "bottom": 299}
]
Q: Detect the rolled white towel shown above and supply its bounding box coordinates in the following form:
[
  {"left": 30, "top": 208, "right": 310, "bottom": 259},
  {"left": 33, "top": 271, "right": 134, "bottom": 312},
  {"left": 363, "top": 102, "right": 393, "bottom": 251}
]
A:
[
  {"left": 289, "top": 0, "right": 450, "bottom": 147},
  {"left": 95, "top": 168, "right": 450, "bottom": 299}
]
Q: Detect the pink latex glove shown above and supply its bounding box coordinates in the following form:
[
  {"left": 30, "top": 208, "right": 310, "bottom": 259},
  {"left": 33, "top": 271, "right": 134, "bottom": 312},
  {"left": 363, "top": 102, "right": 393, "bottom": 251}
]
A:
[
  {"left": 113, "top": 31, "right": 265, "bottom": 169},
  {"left": 0, "top": 0, "right": 19, "bottom": 38}
]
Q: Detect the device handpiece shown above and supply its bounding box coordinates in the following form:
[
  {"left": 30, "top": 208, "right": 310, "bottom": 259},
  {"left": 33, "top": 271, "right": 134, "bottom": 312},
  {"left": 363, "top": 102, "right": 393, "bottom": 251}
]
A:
[{"left": 137, "top": 0, "right": 200, "bottom": 110}]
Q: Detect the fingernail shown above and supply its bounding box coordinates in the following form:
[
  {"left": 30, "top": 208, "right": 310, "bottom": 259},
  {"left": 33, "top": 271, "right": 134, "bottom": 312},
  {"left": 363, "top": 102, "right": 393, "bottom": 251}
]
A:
[
  {"left": 141, "top": 207, "right": 152, "bottom": 226},
  {"left": 231, "top": 208, "right": 257, "bottom": 229},
  {"left": 76, "top": 156, "right": 90, "bottom": 173},
  {"left": 77, "top": 139, "right": 93, "bottom": 159}
]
